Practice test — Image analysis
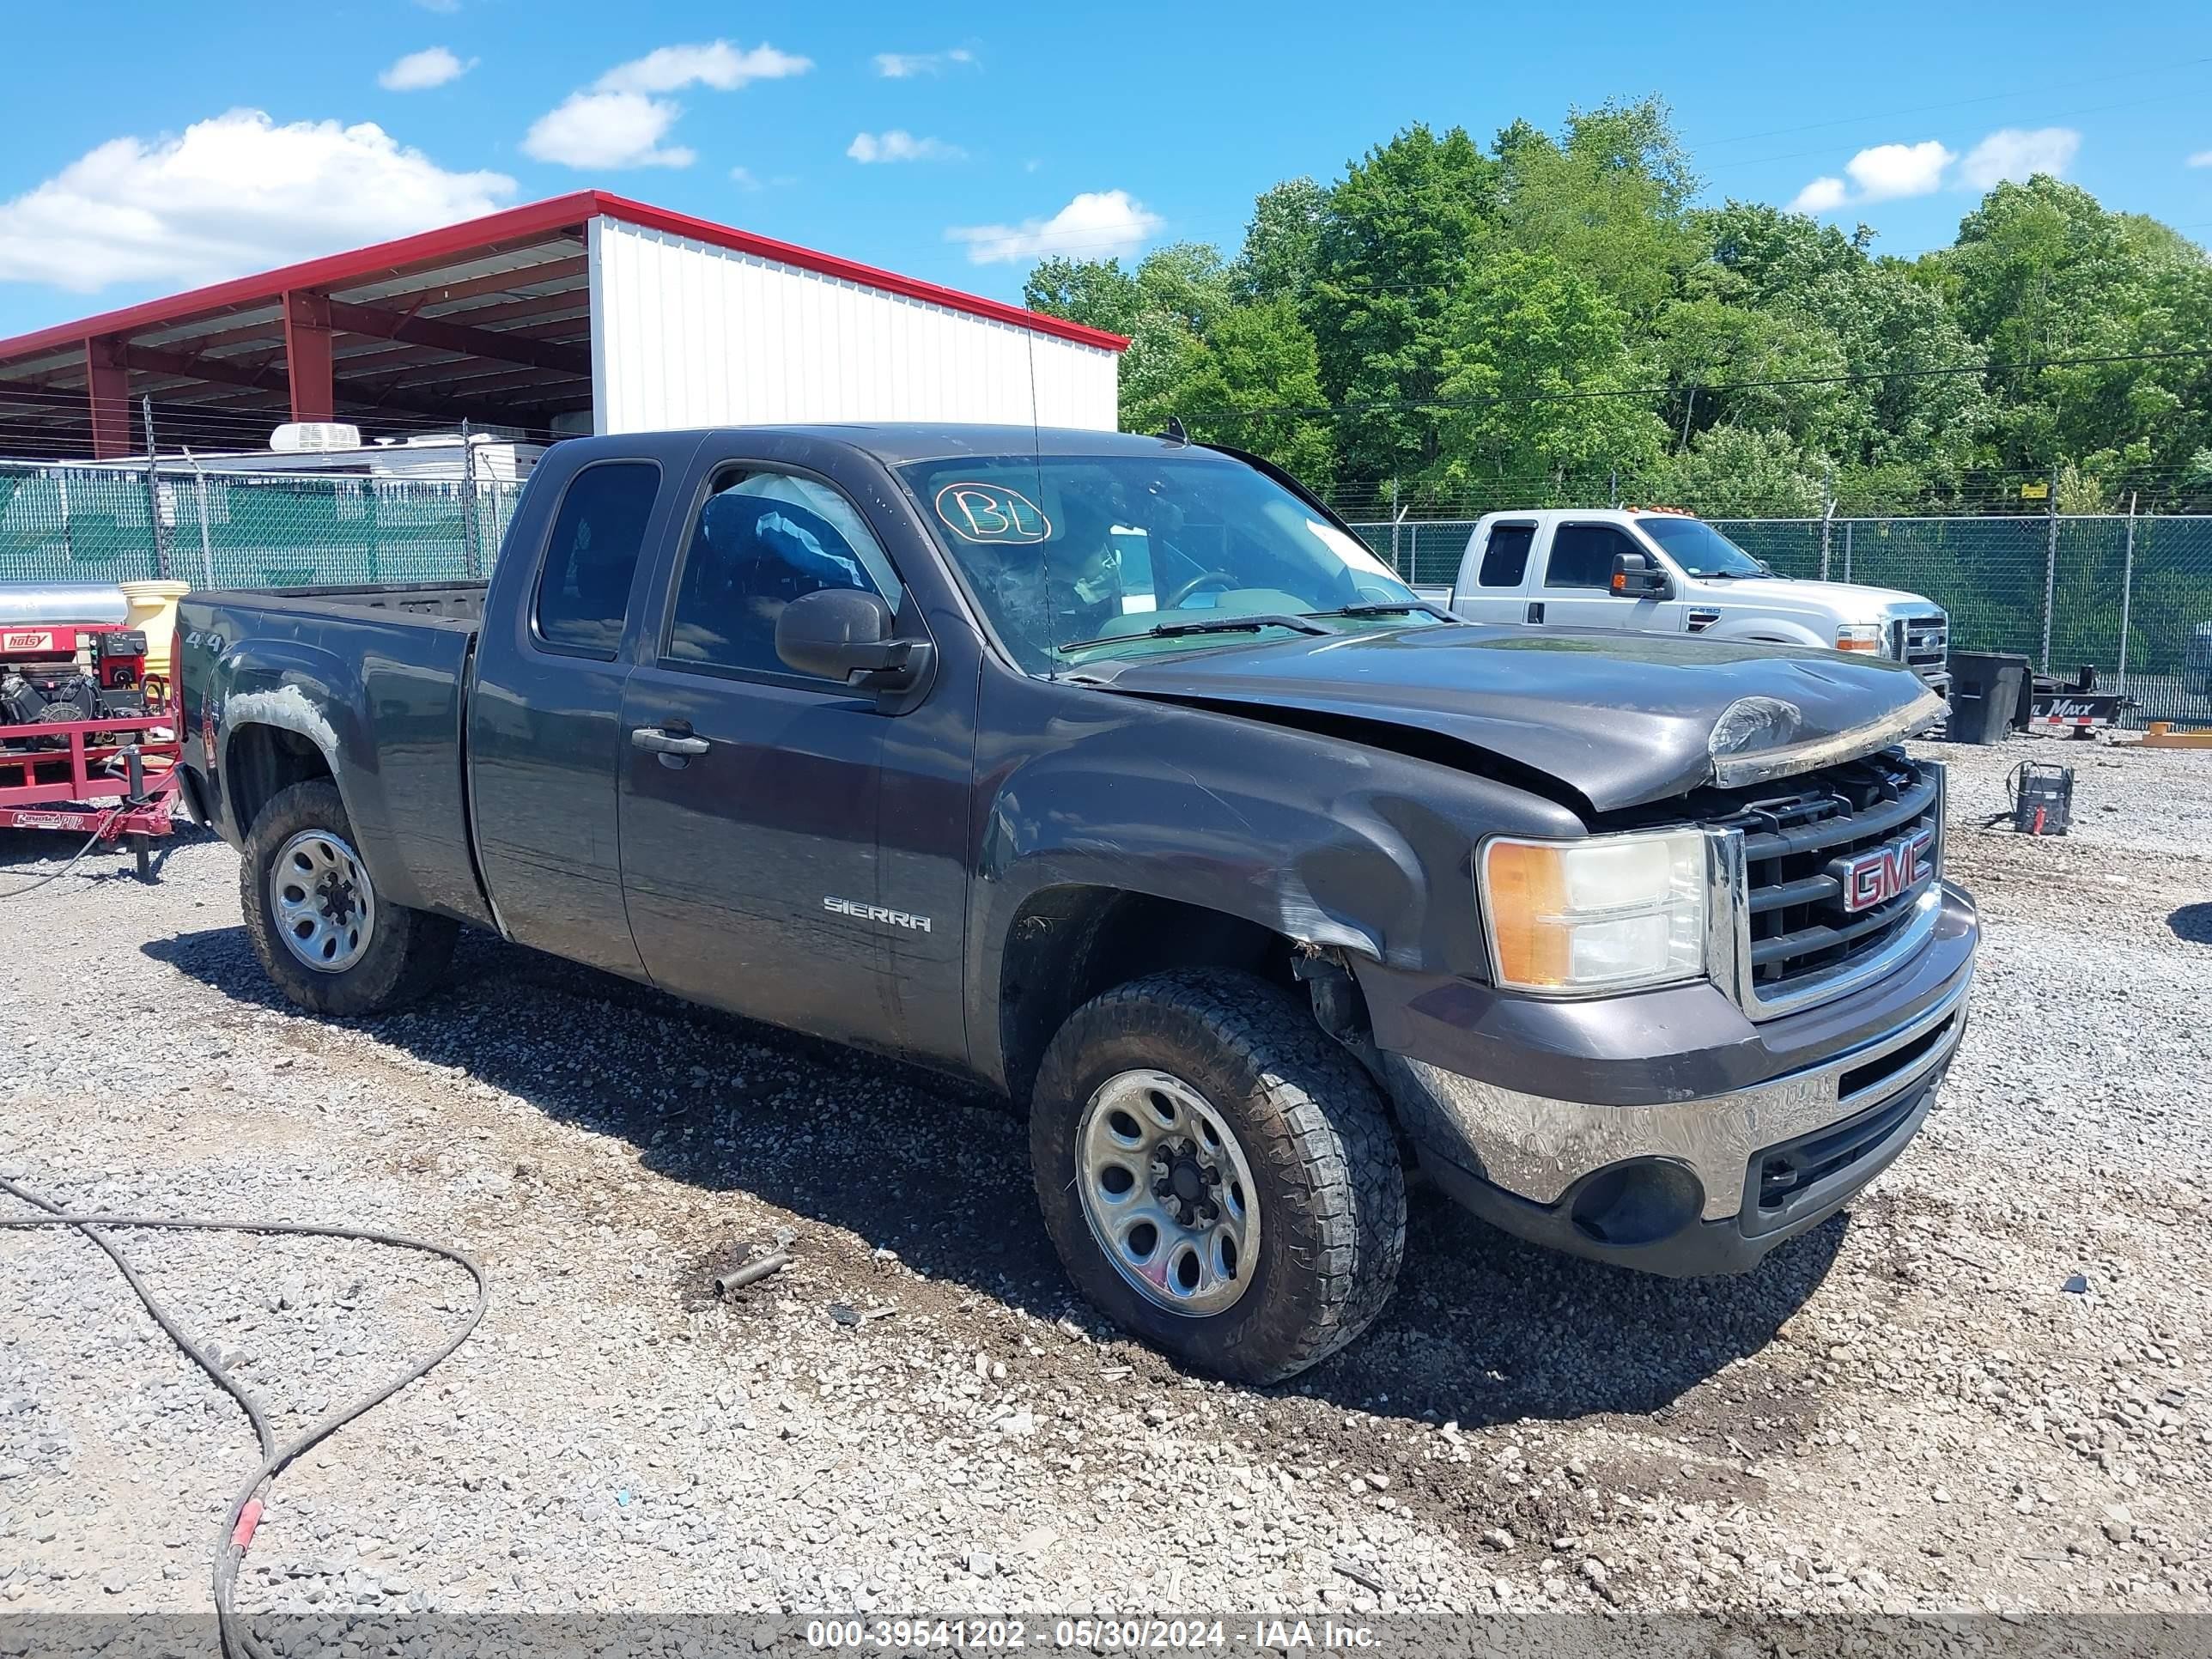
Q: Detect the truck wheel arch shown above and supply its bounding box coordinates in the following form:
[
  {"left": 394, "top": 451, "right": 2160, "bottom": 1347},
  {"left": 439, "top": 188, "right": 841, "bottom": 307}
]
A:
[
  {"left": 224, "top": 718, "right": 337, "bottom": 839},
  {"left": 997, "top": 885, "right": 1319, "bottom": 1107}
]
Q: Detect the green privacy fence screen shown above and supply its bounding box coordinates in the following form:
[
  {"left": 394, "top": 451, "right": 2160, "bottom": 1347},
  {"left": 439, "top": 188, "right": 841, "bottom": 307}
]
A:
[
  {"left": 1348, "top": 512, "right": 2212, "bottom": 727},
  {"left": 0, "top": 462, "right": 526, "bottom": 591},
  {"left": 3, "top": 460, "right": 2207, "bottom": 726}
]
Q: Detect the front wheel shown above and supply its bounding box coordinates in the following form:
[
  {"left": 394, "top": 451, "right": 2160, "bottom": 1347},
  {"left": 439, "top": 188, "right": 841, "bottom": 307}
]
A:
[
  {"left": 240, "top": 779, "right": 458, "bottom": 1017},
  {"left": 1030, "top": 970, "right": 1407, "bottom": 1384}
]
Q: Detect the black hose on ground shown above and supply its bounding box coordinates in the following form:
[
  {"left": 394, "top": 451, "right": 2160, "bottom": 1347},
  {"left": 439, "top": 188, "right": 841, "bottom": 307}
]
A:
[
  {"left": 0, "top": 1173, "right": 487, "bottom": 1659},
  {"left": 0, "top": 804, "right": 126, "bottom": 899}
]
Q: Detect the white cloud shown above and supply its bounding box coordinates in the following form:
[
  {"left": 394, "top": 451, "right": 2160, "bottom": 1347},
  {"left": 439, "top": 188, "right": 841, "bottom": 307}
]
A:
[
  {"left": 1789, "top": 176, "right": 1848, "bottom": 215},
  {"left": 524, "top": 40, "right": 811, "bottom": 171},
  {"left": 378, "top": 46, "right": 473, "bottom": 91},
  {"left": 847, "top": 130, "right": 963, "bottom": 164},
  {"left": 524, "top": 91, "right": 693, "bottom": 168},
  {"left": 1789, "top": 138, "right": 1954, "bottom": 215},
  {"left": 0, "top": 107, "right": 515, "bottom": 293},
  {"left": 1960, "top": 126, "right": 2080, "bottom": 189},
  {"left": 946, "top": 190, "right": 1163, "bottom": 265},
  {"left": 596, "top": 40, "right": 812, "bottom": 95},
  {"left": 1844, "top": 141, "right": 1954, "bottom": 202},
  {"left": 873, "top": 47, "right": 975, "bottom": 77}
]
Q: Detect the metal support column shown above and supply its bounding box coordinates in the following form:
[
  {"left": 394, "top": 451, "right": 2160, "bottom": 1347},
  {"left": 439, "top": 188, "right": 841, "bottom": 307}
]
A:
[{"left": 2040, "top": 460, "right": 2060, "bottom": 672}]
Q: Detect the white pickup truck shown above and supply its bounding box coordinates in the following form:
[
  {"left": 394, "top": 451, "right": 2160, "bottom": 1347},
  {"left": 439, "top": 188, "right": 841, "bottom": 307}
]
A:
[{"left": 1430, "top": 508, "right": 1951, "bottom": 696}]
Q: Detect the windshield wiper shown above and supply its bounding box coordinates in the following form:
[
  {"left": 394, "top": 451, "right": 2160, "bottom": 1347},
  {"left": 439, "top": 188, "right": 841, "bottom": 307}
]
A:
[
  {"left": 1058, "top": 613, "right": 1328, "bottom": 653},
  {"left": 1306, "top": 599, "right": 1456, "bottom": 621}
]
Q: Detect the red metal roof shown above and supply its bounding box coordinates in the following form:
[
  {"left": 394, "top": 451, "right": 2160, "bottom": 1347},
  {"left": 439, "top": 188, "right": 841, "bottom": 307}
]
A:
[{"left": 0, "top": 189, "right": 1130, "bottom": 367}]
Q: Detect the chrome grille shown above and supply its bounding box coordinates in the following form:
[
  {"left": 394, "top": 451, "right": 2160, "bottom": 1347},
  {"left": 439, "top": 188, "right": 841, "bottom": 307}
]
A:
[
  {"left": 1706, "top": 751, "right": 1943, "bottom": 1017},
  {"left": 1893, "top": 612, "right": 1949, "bottom": 688}
]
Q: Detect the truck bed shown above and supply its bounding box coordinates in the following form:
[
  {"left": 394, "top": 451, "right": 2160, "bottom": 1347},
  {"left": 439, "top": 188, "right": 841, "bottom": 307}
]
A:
[
  {"left": 211, "top": 580, "right": 489, "bottom": 624},
  {"left": 175, "top": 581, "right": 492, "bottom": 928}
]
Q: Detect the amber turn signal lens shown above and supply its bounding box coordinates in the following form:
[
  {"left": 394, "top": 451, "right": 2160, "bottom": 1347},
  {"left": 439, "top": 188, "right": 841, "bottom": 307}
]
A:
[{"left": 1483, "top": 840, "right": 1571, "bottom": 988}]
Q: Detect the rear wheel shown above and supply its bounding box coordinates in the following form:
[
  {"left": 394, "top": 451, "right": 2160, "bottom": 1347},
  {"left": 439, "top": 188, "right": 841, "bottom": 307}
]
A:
[
  {"left": 1030, "top": 970, "right": 1406, "bottom": 1383},
  {"left": 240, "top": 780, "right": 457, "bottom": 1017}
]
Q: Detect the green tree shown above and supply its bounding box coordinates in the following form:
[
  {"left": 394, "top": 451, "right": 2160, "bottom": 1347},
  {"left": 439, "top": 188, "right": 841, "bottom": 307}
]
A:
[
  {"left": 1237, "top": 177, "right": 1328, "bottom": 303},
  {"left": 1496, "top": 96, "right": 1698, "bottom": 318},
  {"left": 1175, "top": 298, "right": 1336, "bottom": 486},
  {"left": 1936, "top": 176, "right": 2212, "bottom": 483},
  {"left": 1430, "top": 249, "right": 1666, "bottom": 495},
  {"left": 1308, "top": 125, "right": 1500, "bottom": 485},
  {"left": 1026, "top": 245, "right": 1240, "bottom": 441},
  {"left": 1641, "top": 427, "right": 1828, "bottom": 517},
  {"left": 1688, "top": 201, "right": 1990, "bottom": 489},
  {"left": 1023, "top": 257, "right": 1141, "bottom": 337},
  {"left": 1018, "top": 104, "right": 2212, "bottom": 520}
]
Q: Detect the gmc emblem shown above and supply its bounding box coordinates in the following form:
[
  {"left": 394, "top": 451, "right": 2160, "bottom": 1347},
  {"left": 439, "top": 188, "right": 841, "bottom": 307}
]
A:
[{"left": 1833, "top": 829, "right": 1934, "bottom": 914}]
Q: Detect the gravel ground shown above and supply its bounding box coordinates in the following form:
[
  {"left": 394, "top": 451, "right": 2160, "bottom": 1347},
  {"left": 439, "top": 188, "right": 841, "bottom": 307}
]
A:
[{"left": 1, "top": 735, "right": 2208, "bottom": 1627}]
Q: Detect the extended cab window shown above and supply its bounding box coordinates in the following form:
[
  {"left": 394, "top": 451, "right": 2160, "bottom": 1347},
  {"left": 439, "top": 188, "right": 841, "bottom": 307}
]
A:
[
  {"left": 665, "top": 470, "right": 902, "bottom": 679},
  {"left": 533, "top": 461, "right": 659, "bottom": 654},
  {"left": 1478, "top": 523, "right": 1535, "bottom": 587},
  {"left": 1547, "top": 523, "right": 1640, "bottom": 591}
]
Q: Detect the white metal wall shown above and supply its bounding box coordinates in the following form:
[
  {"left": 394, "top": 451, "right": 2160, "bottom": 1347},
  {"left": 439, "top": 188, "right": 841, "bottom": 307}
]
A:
[{"left": 589, "top": 217, "right": 1119, "bottom": 434}]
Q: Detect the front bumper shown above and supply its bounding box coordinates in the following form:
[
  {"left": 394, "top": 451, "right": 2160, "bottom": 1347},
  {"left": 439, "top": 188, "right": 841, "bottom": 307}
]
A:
[{"left": 1369, "top": 880, "right": 1978, "bottom": 1275}]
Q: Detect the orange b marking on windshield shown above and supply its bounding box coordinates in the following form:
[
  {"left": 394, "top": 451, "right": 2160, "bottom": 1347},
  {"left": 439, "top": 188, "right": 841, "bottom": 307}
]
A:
[{"left": 934, "top": 482, "right": 1052, "bottom": 544}]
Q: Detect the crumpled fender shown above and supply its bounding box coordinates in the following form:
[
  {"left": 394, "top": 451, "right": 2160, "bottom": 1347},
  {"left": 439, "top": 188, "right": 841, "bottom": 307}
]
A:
[
  {"left": 206, "top": 630, "right": 477, "bottom": 919},
  {"left": 964, "top": 686, "right": 1585, "bottom": 1070},
  {"left": 208, "top": 636, "right": 364, "bottom": 823}
]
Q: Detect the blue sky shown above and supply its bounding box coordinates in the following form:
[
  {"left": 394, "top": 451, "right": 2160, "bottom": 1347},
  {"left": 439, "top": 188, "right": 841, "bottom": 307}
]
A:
[{"left": 1, "top": 0, "right": 2209, "bottom": 339}]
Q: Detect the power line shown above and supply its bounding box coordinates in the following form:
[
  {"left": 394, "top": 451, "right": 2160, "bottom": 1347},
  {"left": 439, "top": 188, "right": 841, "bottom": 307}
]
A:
[
  {"left": 1684, "top": 58, "right": 2212, "bottom": 151},
  {"left": 1174, "top": 342, "right": 2212, "bottom": 426}
]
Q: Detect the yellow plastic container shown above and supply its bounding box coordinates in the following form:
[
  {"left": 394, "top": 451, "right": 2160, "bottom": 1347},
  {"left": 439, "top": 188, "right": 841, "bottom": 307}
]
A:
[{"left": 118, "top": 580, "right": 192, "bottom": 682}]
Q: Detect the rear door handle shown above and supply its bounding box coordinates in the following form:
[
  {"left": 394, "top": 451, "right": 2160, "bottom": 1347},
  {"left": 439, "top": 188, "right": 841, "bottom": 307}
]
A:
[{"left": 630, "top": 726, "right": 709, "bottom": 757}]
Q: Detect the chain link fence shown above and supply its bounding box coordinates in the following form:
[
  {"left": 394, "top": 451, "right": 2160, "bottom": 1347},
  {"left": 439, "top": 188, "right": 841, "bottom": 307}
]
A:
[
  {"left": 0, "top": 459, "right": 526, "bottom": 592},
  {"left": 3, "top": 456, "right": 2207, "bottom": 727},
  {"left": 1350, "top": 511, "right": 2212, "bottom": 727}
]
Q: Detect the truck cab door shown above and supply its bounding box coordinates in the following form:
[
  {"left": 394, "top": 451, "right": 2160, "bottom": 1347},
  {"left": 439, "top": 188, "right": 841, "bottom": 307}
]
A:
[
  {"left": 1528, "top": 521, "right": 1686, "bottom": 635},
  {"left": 615, "top": 452, "right": 964, "bottom": 1060},
  {"left": 465, "top": 455, "right": 670, "bottom": 980},
  {"left": 1450, "top": 520, "right": 1537, "bottom": 625}
]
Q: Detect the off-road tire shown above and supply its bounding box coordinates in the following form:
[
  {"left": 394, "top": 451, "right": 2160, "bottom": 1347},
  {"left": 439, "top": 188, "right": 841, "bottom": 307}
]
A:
[
  {"left": 240, "top": 780, "right": 458, "bottom": 1017},
  {"left": 1030, "top": 969, "right": 1407, "bottom": 1383}
]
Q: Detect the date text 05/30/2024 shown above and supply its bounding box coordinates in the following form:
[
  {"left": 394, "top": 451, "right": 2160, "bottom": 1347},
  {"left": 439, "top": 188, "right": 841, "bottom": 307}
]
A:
[{"left": 804, "top": 1620, "right": 1382, "bottom": 1650}]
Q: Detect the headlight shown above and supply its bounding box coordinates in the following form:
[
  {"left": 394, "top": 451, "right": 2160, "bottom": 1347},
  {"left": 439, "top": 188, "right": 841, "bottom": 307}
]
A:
[
  {"left": 1480, "top": 830, "right": 1708, "bottom": 994},
  {"left": 1834, "top": 622, "right": 1889, "bottom": 656}
]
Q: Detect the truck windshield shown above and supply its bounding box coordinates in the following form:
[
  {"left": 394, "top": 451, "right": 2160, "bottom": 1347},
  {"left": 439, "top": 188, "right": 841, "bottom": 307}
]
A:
[
  {"left": 898, "top": 453, "right": 1433, "bottom": 672},
  {"left": 1637, "top": 515, "right": 1770, "bottom": 579}
]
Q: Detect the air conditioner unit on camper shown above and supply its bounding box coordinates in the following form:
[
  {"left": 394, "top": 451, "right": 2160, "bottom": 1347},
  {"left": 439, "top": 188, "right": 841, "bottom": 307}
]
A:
[{"left": 270, "top": 422, "right": 362, "bottom": 453}]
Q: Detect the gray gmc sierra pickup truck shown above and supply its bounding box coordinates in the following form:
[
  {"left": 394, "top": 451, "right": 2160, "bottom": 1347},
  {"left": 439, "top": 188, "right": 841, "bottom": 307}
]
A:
[{"left": 175, "top": 424, "right": 1978, "bottom": 1382}]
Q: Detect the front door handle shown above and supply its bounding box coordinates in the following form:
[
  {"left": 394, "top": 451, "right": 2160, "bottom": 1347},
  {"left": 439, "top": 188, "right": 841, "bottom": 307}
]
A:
[
  {"left": 630, "top": 726, "right": 709, "bottom": 757},
  {"left": 1525, "top": 601, "right": 1546, "bottom": 623}
]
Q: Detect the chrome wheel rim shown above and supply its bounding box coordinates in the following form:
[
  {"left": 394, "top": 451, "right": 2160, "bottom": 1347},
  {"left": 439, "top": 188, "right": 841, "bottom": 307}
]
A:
[
  {"left": 269, "top": 829, "right": 375, "bottom": 974},
  {"left": 1075, "top": 1070, "right": 1260, "bottom": 1317}
]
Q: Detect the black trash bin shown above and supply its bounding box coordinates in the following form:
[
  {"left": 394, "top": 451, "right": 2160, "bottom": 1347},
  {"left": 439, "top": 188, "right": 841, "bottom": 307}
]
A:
[{"left": 1948, "top": 652, "right": 2030, "bottom": 745}]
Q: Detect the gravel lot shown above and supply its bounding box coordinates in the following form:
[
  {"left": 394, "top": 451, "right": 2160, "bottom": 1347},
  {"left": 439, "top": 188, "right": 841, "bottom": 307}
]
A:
[{"left": 2, "top": 736, "right": 2208, "bottom": 1626}]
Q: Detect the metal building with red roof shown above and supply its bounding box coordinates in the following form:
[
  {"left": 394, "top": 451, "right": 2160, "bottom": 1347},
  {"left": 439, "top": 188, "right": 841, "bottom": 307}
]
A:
[{"left": 0, "top": 191, "right": 1127, "bottom": 459}]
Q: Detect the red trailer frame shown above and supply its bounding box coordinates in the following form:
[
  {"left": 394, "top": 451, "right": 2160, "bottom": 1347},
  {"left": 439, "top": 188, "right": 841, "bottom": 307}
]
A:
[{"left": 0, "top": 696, "right": 185, "bottom": 879}]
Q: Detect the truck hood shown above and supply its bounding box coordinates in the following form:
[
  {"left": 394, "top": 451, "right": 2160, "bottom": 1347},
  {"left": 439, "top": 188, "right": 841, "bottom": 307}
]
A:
[
  {"left": 1696, "top": 575, "right": 1937, "bottom": 618},
  {"left": 1081, "top": 623, "right": 1942, "bottom": 813}
]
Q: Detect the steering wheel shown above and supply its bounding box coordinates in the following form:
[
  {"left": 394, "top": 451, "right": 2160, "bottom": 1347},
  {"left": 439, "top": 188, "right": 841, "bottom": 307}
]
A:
[{"left": 1165, "top": 569, "right": 1239, "bottom": 609}]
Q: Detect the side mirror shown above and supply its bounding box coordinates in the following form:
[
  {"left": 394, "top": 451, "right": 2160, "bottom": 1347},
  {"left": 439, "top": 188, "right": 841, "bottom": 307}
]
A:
[
  {"left": 775, "top": 588, "right": 935, "bottom": 697},
  {"left": 1610, "top": 550, "right": 1673, "bottom": 599}
]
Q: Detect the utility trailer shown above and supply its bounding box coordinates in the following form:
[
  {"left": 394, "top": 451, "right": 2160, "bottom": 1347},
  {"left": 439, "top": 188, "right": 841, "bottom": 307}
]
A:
[{"left": 2, "top": 617, "right": 185, "bottom": 878}]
